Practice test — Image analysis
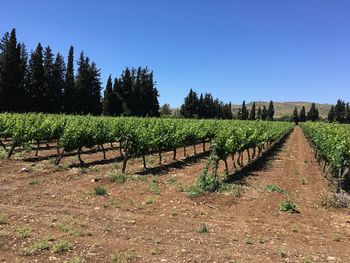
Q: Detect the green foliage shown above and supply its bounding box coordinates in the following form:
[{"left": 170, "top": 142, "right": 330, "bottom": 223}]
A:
[
  {"left": 94, "top": 185, "right": 107, "bottom": 196},
  {"left": 196, "top": 223, "right": 209, "bottom": 233},
  {"left": 0, "top": 213, "right": 7, "bottom": 224},
  {"left": 22, "top": 240, "right": 50, "bottom": 256},
  {"left": 15, "top": 226, "right": 32, "bottom": 238},
  {"left": 109, "top": 171, "right": 127, "bottom": 183},
  {"left": 52, "top": 240, "right": 71, "bottom": 253},
  {"left": 148, "top": 180, "right": 161, "bottom": 195},
  {"left": 279, "top": 200, "right": 298, "bottom": 213},
  {"left": 306, "top": 103, "right": 319, "bottom": 121},
  {"left": 266, "top": 184, "right": 287, "bottom": 194}
]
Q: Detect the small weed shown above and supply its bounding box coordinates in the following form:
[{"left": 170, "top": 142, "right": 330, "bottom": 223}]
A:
[
  {"left": 79, "top": 167, "right": 88, "bottom": 174},
  {"left": 52, "top": 240, "right": 71, "bottom": 253},
  {"left": 0, "top": 149, "right": 6, "bottom": 160},
  {"left": 277, "top": 247, "right": 287, "bottom": 258},
  {"left": 110, "top": 250, "right": 135, "bottom": 262},
  {"left": 143, "top": 197, "right": 156, "bottom": 205},
  {"left": 300, "top": 177, "right": 307, "bottom": 185},
  {"left": 196, "top": 223, "right": 209, "bottom": 234},
  {"left": 165, "top": 176, "right": 177, "bottom": 184},
  {"left": 332, "top": 233, "right": 341, "bottom": 242},
  {"left": 15, "top": 227, "right": 32, "bottom": 238},
  {"left": 220, "top": 183, "right": 243, "bottom": 197},
  {"left": 266, "top": 184, "right": 287, "bottom": 194},
  {"left": 109, "top": 171, "right": 127, "bottom": 184},
  {"left": 58, "top": 224, "right": 71, "bottom": 233},
  {"left": 304, "top": 256, "right": 313, "bottom": 263},
  {"left": 175, "top": 184, "right": 184, "bottom": 192},
  {"left": 257, "top": 236, "right": 267, "bottom": 244},
  {"left": 29, "top": 179, "right": 40, "bottom": 186},
  {"left": 148, "top": 180, "right": 161, "bottom": 195},
  {"left": 279, "top": 200, "right": 298, "bottom": 213},
  {"left": 22, "top": 240, "right": 50, "bottom": 256},
  {"left": 187, "top": 185, "right": 203, "bottom": 198},
  {"left": 245, "top": 237, "right": 254, "bottom": 245},
  {"left": 65, "top": 257, "right": 84, "bottom": 263},
  {"left": 0, "top": 213, "right": 7, "bottom": 225},
  {"left": 94, "top": 185, "right": 107, "bottom": 196},
  {"left": 291, "top": 225, "right": 298, "bottom": 233}
]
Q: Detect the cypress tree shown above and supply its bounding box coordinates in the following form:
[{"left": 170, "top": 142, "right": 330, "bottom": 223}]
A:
[
  {"left": 0, "top": 29, "right": 25, "bottom": 112},
  {"left": 180, "top": 89, "right": 199, "bottom": 118},
  {"left": 292, "top": 107, "right": 299, "bottom": 125},
  {"left": 51, "top": 53, "right": 66, "bottom": 113},
  {"left": 345, "top": 103, "right": 350, "bottom": 123},
  {"left": 64, "top": 46, "right": 75, "bottom": 114},
  {"left": 112, "top": 77, "right": 123, "bottom": 116},
  {"left": 334, "top": 99, "right": 345, "bottom": 123},
  {"left": 307, "top": 103, "right": 319, "bottom": 121},
  {"left": 28, "top": 43, "right": 45, "bottom": 112},
  {"left": 261, "top": 105, "right": 268, "bottom": 120},
  {"left": 103, "top": 74, "right": 114, "bottom": 115},
  {"left": 241, "top": 100, "right": 248, "bottom": 120},
  {"left": 267, "top": 101, "right": 274, "bottom": 121},
  {"left": 249, "top": 102, "right": 256, "bottom": 120},
  {"left": 120, "top": 67, "right": 133, "bottom": 115},
  {"left": 299, "top": 106, "right": 306, "bottom": 122},
  {"left": 328, "top": 105, "right": 335, "bottom": 122},
  {"left": 257, "top": 106, "right": 262, "bottom": 120},
  {"left": 43, "top": 46, "right": 54, "bottom": 112},
  {"left": 87, "top": 61, "right": 102, "bottom": 115}
]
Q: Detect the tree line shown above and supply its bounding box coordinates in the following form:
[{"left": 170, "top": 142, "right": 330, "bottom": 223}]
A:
[
  {"left": 180, "top": 89, "right": 233, "bottom": 119},
  {"left": 291, "top": 103, "right": 319, "bottom": 124},
  {"left": 0, "top": 28, "right": 159, "bottom": 116},
  {"left": 237, "top": 101, "right": 275, "bottom": 120},
  {"left": 327, "top": 99, "right": 350, "bottom": 123}
]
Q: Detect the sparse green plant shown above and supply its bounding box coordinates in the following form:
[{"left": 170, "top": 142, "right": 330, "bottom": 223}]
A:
[
  {"left": 277, "top": 247, "right": 287, "bottom": 258},
  {"left": 300, "top": 177, "right": 307, "bottom": 185},
  {"left": 22, "top": 240, "right": 50, "bottom": 256},
  {"left": 332, "top": 233, "right": 341, "bottom": 242},
  {"left": 94, "top": 185, "right": 107, "bottom": 196},
  {"left": 175, "top": 184, "right": 184, "bottom": 192},
  {"left": 52, "top": 240, "right": 71, "bottom": 253},
  {"left": 0, "top": 149, "right": 6, "bottom": 160},
  {"left": 58, "top": 224, "right": 71, "bottom": 233},
  {"left": 148, "top": 180, "right": 160, "bottom": 194},
  {"left": 304, "top": 256, "right": 313, "bottom": 263},
  {"left": 187, "top": 185, "right": 203, "bottom": 198},
  {"left": 29, "top": 179, "right": 40, "bottom": 186},
  {"left": 0, "top": 213, "right": 7, "bottom": 225},
  {"left": 109, "top": 171, "right": 127, "bottom": 183},
  {"left": 165, "top": 176, "right": 177, "bottom": 184},
  {"left": 257, "top": 236, "right": 267, "bottom": 244},
  {"left": 279, "top": 200, "right": 298, "bottom": 213},
  {"left": 110, "top": 251, "right": 135, "bottom": 262},
  {"left": 79, "top": 167, "right": 88, "bottom": 174},
  {"left": 65, "top": 257, "right": 84, "bottom": 263},
  {"left": 266, "top": 184, "right": 287, "bottom": 194},
  {"left": 15, "top": 227, "right": 32, "bottom": 238},
  {"left": 245, "top": 237, "right": 253, "bottom": 245},
  {"left": 143, "top": 197, "right": 156, "bottom": 205},
  {"left": 196, "top": 223, "right": 209, "bottom": 234}
]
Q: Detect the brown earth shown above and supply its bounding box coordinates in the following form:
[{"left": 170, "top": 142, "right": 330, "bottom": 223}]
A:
[{"left": 0, "top": 127, "right": 349, "bottom": 263}]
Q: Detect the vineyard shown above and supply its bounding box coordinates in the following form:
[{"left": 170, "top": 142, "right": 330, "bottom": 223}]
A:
[{"left": 0, "top": 114, "right": 350, "bottom": 262}]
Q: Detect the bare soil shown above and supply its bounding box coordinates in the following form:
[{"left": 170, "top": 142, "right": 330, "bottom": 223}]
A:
[{"left": 0, "top": 127, "right": 349, "bottom": 263}]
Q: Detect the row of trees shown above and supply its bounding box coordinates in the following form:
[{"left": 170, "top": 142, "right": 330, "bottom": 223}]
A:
[
  {"left": 0, "top": 28, "right": 160, "bottom": 116},
  {"left": 291, "top": 103, "right": 319, "bottom": 124},
  {"left": 328, "top": 99, "right": 350, "bottom": 123},
  {"left": 103, "top": 67, "right": 160, "bottom": 117},
  {"left": 180, "top": 89, "right": 233, "bottom": 119},
  {"left": 237, "top": 101, "right": 275, "bottom": 121}
]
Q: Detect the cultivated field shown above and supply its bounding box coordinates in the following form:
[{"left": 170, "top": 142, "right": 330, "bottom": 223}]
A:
[{"left": 0, "top": 115, "right": 349, "bottom": 262}]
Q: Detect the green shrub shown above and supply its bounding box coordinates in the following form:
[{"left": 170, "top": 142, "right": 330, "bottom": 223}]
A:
[
  {"left": 196, "top": 223, "right": 209, "bottom": 234},
  {"left": 279, "top": 200, "right": 298, "bottom": 213},
  {"left": 94, "top": 186, "right": 107, "bottom": 196},
  {"left": 52, "top": 240, "right": 70, "bottom": 253}
]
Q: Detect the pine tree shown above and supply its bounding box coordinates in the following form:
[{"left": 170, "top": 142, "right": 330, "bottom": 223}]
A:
[
  {"left": 240, "top": 100, "right": 248, "bottom": 120},
  {"left": 257, "top": 106, "right": 262, "bottom": 120},
  {"left": 307, "top": 103, "right": 319, "bottom": 121},
  {"left": 249, "top": 102, "right": 256, "bottom": 120},
  {"left": 28, "top": 43, "right": 45, "bottom": 112},
  {"left": 299, "top": 106, "right": 306, "bottom": 122},
  {"left": 328, "top": 105, "right": 335, "bottom": 122},
  {"left": 103, "top": 74, "right": 114, "bottom": 115},
  {"left": 292, "top": 107, "right": 299, "bottom": 125},
  {"left": 0, "top": 29, "right": 26, "bottom": 112},
  {"left": 267, "top": 101, "right": 274, "bottom": 121},
  {"left": 64, "top": 46, "right": 75, "bottom": 114},
  {"left": 261, "top": 105, "right": 268, "bottom": 120}
]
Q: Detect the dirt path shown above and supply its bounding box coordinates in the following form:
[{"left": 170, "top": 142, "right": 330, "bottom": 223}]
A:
[{"left": 0, "top": 127, "right": 349, "bottom": 262}]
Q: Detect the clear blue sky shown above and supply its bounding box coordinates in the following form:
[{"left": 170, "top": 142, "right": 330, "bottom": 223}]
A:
[{"left": 2, "top": 0, "right": 350, "bottom": 107}]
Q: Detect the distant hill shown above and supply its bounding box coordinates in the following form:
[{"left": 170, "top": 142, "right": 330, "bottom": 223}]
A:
[{"left": 232, "top": 101, "right": 332, "bottom": 118}]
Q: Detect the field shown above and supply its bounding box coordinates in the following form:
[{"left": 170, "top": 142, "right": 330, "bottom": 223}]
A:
[{"left": 0, "top": 115, "right": 350, "bottom": 262}]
